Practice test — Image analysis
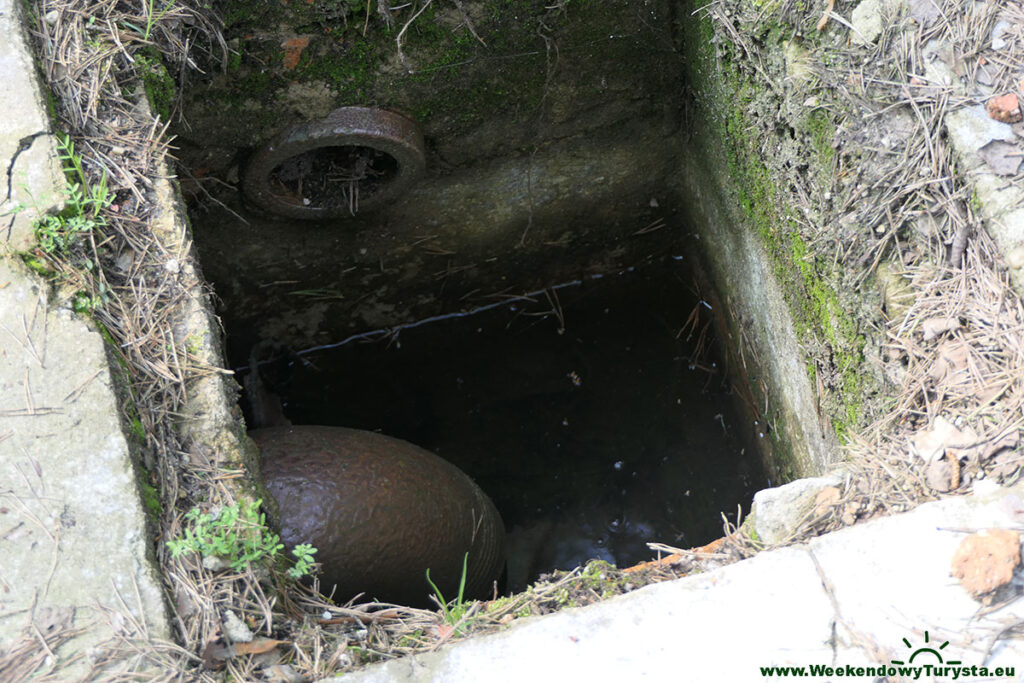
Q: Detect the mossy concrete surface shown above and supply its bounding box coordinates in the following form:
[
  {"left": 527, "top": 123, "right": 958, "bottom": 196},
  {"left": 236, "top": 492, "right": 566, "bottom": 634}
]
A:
[
  {"left": 182, "top": 0, "right": 679, "bottom": 160},
  {"left": 670, "top": 142, "right": 836, "bottom": 479},
  {"left": 177, "top": 1, "right": 688, "bottom": 361},
  {"left": 663, "top": 4, "right": 847, "bottom": 478},
  {"left": 193, "top": 122, "right": 680, "bottom": 354},
  {"left": 177, "top": 0, "right": 842, "bottom": 481},
  {"left": 144, "top": 142, "right": 280, "bottom": 525}
]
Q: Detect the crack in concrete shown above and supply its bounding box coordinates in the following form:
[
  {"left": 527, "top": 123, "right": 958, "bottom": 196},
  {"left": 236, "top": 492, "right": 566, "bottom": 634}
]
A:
[
  {"left": 809, "top": 546, "right": 894, "bottom": 666},
  {"left": 808, "top": 548, "right": 842, "bottom": 664},
  {"left": 5, "top": 131, "right": 49, "bottom": 202},
  {"left": 4, "top": 131, "right": 50, "bottom": 242}
]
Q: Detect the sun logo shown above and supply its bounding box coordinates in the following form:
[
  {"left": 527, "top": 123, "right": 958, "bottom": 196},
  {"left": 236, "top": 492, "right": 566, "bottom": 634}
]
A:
[{"left": 890, "top": 631, "right": 962, "bottom": 666}]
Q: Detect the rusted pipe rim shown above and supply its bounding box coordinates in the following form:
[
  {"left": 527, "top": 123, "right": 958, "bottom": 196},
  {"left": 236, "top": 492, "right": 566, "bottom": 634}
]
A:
[{"left": 242, "top": 106, "right": 426, "bottom": 220}]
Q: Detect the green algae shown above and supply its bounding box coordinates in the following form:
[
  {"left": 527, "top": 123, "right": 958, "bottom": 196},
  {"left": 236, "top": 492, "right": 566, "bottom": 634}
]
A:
[
  {"left": 187, "top": 0, "right": 666, "bottom": 152},
  {"left": 135, "top": 49, "right": 176, "bottom": 121},
  {"left": 682, "top": 2, "right": 868, "bottom": 457}
]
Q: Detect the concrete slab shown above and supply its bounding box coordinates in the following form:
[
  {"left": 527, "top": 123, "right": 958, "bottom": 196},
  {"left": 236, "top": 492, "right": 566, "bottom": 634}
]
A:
[
  {"left": 337, "top": 547, "right": 835, "bottom": 682},
  {"left": 0, "top": 259, "right": 172, "bottom": 678},
  {"left": 811, "top": 481, "right": 1024, "bottom": 672},
  {"left": 0, "top": 0, "right": 172, "bottom": 677},
  {"left": 0, "top": 0, "right": 64, "bottom": 249},
  {"left": 753, "top": 471, "right": 844, "bottom": 545},
  {"left": 336, "top": 484, "right": 1024, "bottom": 681},
  {"left": 944, "top": 105, "right": 1024, "bottom": 291}
]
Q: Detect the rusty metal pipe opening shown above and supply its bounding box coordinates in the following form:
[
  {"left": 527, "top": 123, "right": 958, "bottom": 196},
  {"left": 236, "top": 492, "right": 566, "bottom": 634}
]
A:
[{"left": 242, "top": 107, "right": 426, "bottom": 220}]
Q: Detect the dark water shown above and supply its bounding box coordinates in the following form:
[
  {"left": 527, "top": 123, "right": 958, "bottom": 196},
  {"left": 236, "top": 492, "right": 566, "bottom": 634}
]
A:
[{"left": 247, "top": 256, "right": 769, "bottom": 591}]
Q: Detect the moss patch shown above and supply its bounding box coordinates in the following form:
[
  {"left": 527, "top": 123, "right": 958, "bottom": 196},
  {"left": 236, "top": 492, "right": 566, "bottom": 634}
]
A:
[
  {"left": 804, "top": 108, "right": 836, "bottom": 170},
  {"left": 684, "top": 3, "right": 868, "bottom": 447},
  {"left": 184, "top": 0, "right": 674, "bottom": 155},
  {"left": 135, "top": 49, "right": 176, "bottom": 121},
  {"left": 139, "top": 470, "right": 162, "bottom": 520}
]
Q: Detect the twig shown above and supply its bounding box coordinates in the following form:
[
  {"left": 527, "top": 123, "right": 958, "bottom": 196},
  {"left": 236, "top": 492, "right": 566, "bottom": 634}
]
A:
[{"left": 395, "top": 0, "right": 434, "bottom": 71}]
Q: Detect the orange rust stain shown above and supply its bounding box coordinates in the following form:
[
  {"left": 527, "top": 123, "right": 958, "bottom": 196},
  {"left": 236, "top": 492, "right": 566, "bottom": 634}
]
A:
[{"left": 282, "top": 36, "right": 311, "bottom": 71}]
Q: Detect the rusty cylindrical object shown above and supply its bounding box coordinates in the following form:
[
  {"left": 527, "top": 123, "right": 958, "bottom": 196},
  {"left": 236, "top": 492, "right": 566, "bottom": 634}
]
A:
[
  {"left": 252, "top": 425, "right": 505, "bottom": 606},
  {"left": 242, "top": 106, "right": 426, "bottom": 220}
]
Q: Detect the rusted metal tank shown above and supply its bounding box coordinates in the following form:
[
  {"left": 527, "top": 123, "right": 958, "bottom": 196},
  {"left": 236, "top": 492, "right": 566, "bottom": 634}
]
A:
[{"left": 252, "top": 425, "right": 505, "bottom": 606}]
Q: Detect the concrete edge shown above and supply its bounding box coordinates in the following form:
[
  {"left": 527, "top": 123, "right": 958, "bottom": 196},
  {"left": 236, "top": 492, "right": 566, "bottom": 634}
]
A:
[
  {"left": 0, "top": 0, "right": 63, "bottom": 249},
  {"left": 144, "top": 139, "right": 276, "bottom": 516},
  {"left": 335, "top": 481, "right": 1024, "bottom": 681},
  {"left": 0, "top": 0, "right": 173, "bottom": 676},
  {"left": 923, "top": 39, "right": 1024, "bottom": 299}
]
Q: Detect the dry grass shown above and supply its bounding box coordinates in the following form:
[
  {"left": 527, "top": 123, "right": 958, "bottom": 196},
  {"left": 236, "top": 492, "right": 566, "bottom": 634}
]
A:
[
  {"left": 826, "top": 229, "right": 1024, "bottom": 530},
  {"left": 0, "top": 608, "right": 82, "bottom": 683},
  {"left": 10, "top": 0, "right": 1024, "bottom": 679},
  {"left": 823, "top": 0, "right": 1024, "bottom": 535},
  {"left": 703, "top": 0, "right": 1024, "bottom": 541}
]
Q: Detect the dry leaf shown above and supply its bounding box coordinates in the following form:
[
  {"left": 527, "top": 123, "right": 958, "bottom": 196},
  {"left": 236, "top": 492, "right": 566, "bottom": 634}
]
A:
[
  {"left": 432, "top": 623, "right": 456, "bottom": 641},
  {"left": 911, "top": 416, "right": 958, "bottom": 461},
  {"left": 976, "top": 62, "right": 999, "bottom": 87},
  {"left": 991, "top": 452, "right": 1024, "bottom": 482},
  {"left": 926, "top": 456, "right": 955, "bottom": 492},
  {"left": 946, "top": 422, "right": 981, "bottom": 463},
  {"left": 922, "top": 316, "right": 960, "bottom": 340},
  {"left": 908, "top": 0, "right": 941, "bottom": 26},
  {"left": 231, "top": 638, "right": 290, "bottom": 656},
  {"left": 813, "top": 486, "right": 842, "bottom": 515},
  {"left": 981, "top": 431, "right": 1021, "bottom": 461},
  {"left": 910, "top": 417, "right": 983, "bottom": 464},
  {"left": 978, "top": 140, "right": 1023, "bottom": 176},
  {"left": 977, "top": 382, "right": 1008, "bottom": 406},
  {"left": 927, "top": 341, "right": 970, "bottom": 381},
  {"left": 200, "top": 637, "right": 288, "bottom": 667},
  {"left": 201, "top": 639, "right": 230, "bottom": 670}
]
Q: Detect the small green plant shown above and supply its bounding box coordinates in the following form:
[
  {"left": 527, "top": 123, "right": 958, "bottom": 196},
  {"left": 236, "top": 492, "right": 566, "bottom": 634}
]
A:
[
  {"left": 72, "top": 289, "right": 106, "bottom": 313},
  {"left": 288, "top": 543, "right": 317, "bottom": 580},
  {"left": 34, "top": 133, "right": 112, "bottom": 256},
  {"left": 120, "top": 0, "right": 175, "bottom": 41},
  {"left": 167, "top": 499, "right": 317, "bottom": 579},
  {"left": 425, "top": 552, "right": 473, "bottom": 635}
]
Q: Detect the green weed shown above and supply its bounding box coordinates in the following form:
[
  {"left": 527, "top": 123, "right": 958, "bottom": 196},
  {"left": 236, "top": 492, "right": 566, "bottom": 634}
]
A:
[
  {"left": 288, "top": 543, "right": 318, "bottom": 580},
  {"left": 167, "top": 499, "right": 317, "bottom": 579},
  {"left": 120, "top": 0, "right": 175, "bottom": 42},
  {"left": 426, "top": 552, "right": 473, "bottom": 635},
  {"left": 34, "top": 133, "right": 112, "bottom": 256}
]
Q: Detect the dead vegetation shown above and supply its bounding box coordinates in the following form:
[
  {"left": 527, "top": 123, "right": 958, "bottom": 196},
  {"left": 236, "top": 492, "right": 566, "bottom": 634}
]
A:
[
  {"left": 6, "top": 0, "right": 1024, "bottom": 679},
  {"left": 703, "top": 0, "right": 1024, "bottom": 543}
]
